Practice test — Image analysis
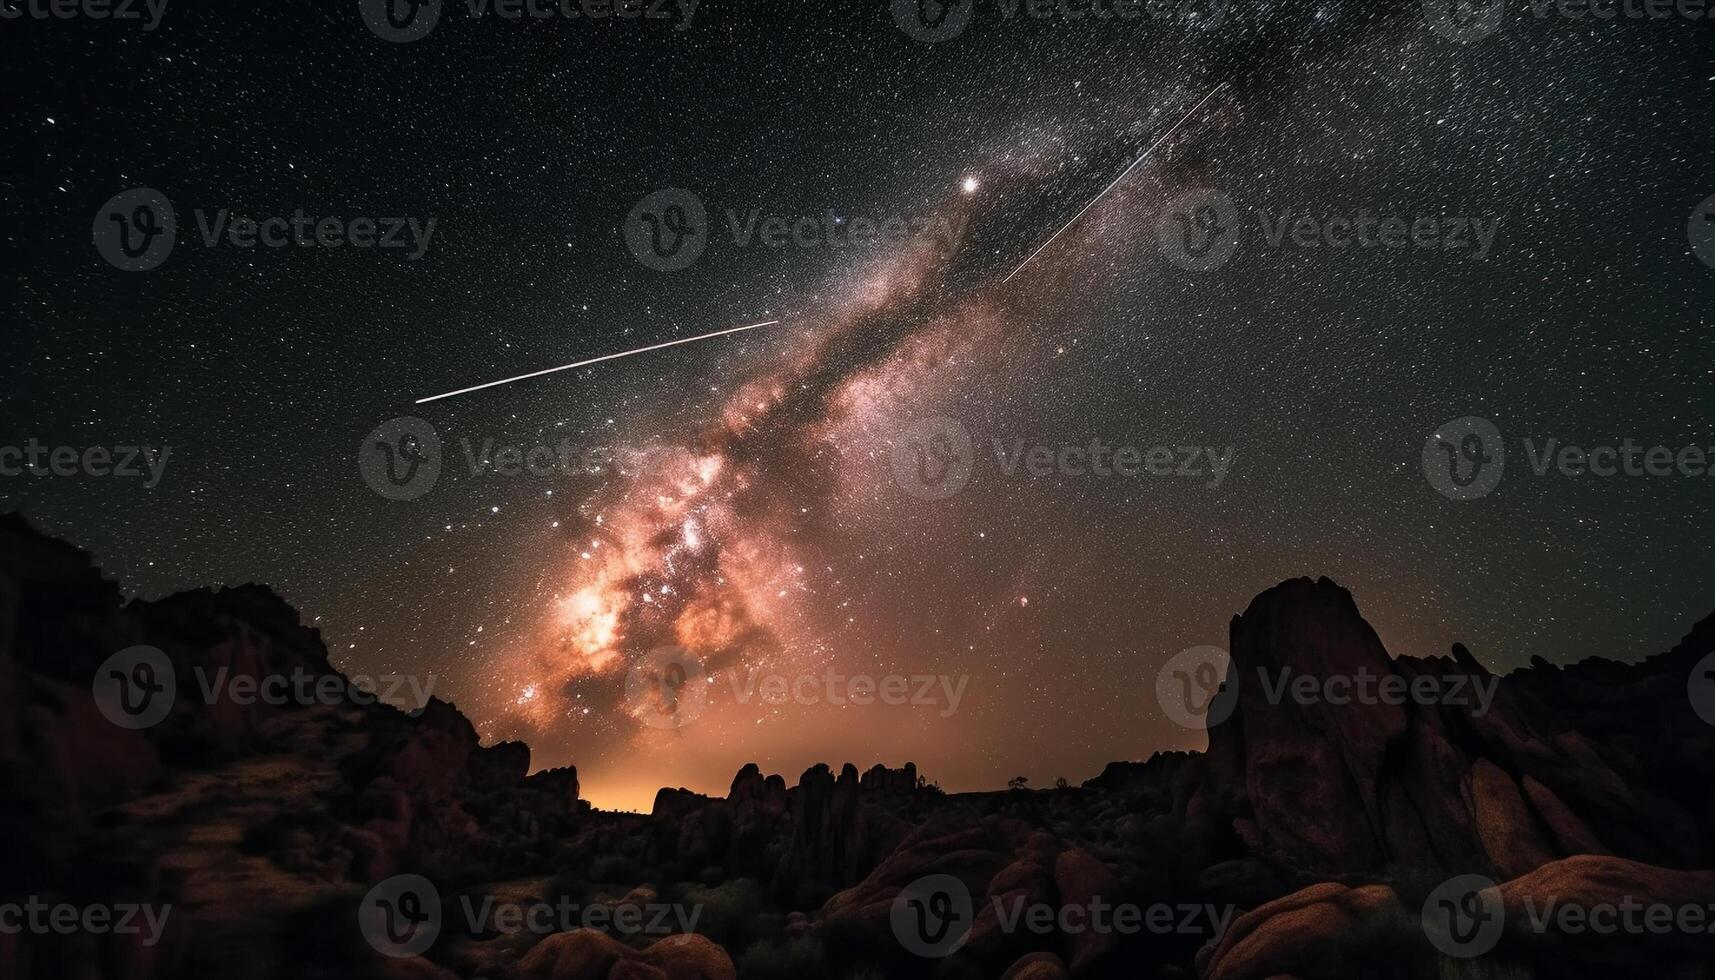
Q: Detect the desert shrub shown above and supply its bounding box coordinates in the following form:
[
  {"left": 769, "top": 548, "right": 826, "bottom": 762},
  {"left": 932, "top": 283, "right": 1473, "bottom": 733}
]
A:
[
  {"left": 737, "top": 933, "right": 828, "bottom": 980},
  {"left": 590, "top": 854, "right": 644, "bottom": 884},
  {"left": 677, "top": 878, "right": 768, "bottom": 948}
]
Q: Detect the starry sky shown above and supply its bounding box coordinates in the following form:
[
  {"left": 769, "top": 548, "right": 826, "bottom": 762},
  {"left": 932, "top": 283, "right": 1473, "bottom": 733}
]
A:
[{"left": 4, "top": 0, "right": 1714, "bottom": 811}]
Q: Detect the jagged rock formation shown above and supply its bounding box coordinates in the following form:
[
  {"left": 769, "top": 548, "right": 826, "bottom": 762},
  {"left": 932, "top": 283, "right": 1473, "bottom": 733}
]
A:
[
  {"left": 4, "top": 515, "right": 1712, "bottom": 980},
  {"left": 1188, "top": 576, "right": 1714, "bottom": 882}
]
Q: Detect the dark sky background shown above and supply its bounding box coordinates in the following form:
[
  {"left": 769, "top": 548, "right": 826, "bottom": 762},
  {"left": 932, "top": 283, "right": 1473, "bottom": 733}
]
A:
[{"left": 4, "top": 0, "right": 1714, "bottom": 810}]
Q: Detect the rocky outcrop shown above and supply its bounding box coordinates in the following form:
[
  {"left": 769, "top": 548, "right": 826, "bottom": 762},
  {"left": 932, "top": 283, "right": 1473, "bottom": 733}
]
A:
[
  {"left": 1195, "top": 855, "right": 1715, "bottom": 980},
  {"left": 519, "top": 929, "right": 737, "bottom": 980},
  {"left": 0, "top": 515, "right": 588, "bottom": 978},
  {"left": 8, "top": 515, "right": 1714, "bottom": 979},
  {"left": 1191, "top": 576, "right": 1714, "bottom": 881}
]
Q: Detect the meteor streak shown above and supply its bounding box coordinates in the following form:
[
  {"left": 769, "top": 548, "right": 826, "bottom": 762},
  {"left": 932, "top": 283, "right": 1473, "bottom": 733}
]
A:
[
  {"left": 415, "top": 320, "right": 781, "bottom": 404},
  {"left": 1003, "top": 82, "right": 1230, "bottom": 284}
]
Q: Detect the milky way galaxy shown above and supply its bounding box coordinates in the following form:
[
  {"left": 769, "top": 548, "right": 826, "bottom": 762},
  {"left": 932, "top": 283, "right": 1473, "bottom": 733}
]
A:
[{"left": 7, "top": 1, "right": 1713, "bottom": 812}]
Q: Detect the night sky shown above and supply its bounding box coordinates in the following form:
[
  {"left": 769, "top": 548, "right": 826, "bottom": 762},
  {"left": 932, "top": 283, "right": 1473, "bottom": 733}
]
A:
[{"left": 4, "top": 0, "right": 1714, "bottom": 811}]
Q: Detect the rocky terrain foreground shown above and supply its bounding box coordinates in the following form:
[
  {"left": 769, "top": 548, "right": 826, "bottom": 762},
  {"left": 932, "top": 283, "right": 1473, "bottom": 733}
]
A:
[{"left": 3, "top": 513, "right": 1712, "bottom": 978}]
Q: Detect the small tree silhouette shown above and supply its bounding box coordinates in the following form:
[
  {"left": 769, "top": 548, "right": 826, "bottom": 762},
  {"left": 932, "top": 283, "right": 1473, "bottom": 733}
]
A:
[{"left": 1007, "top": 776, "right": 1029, "bottom": 791}]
